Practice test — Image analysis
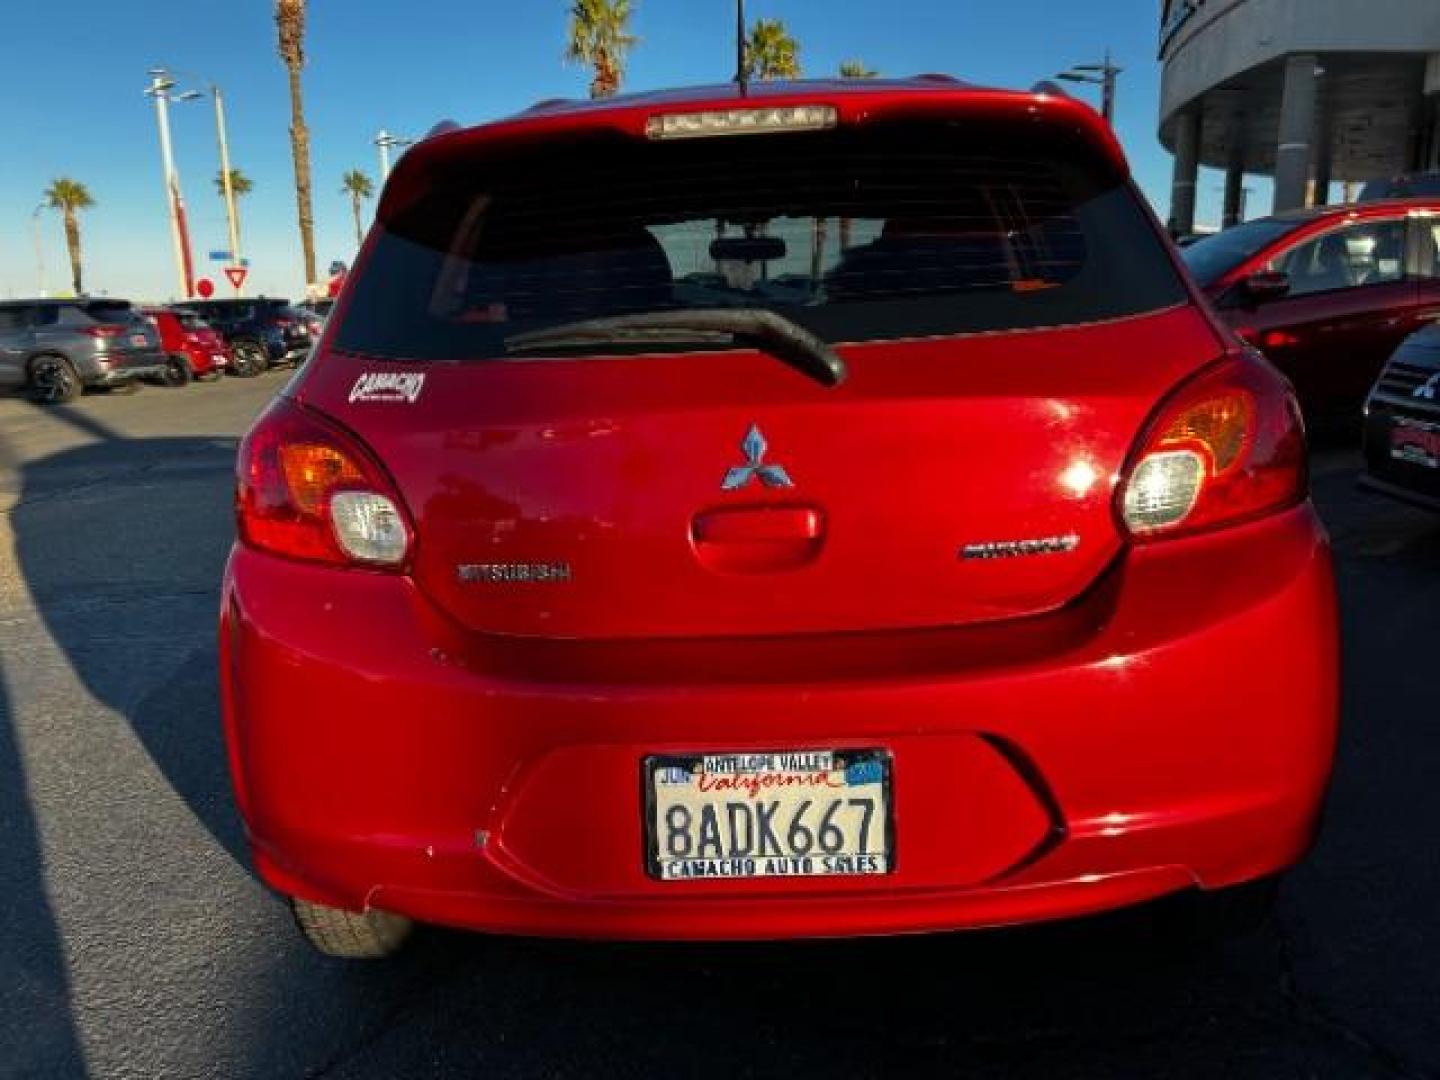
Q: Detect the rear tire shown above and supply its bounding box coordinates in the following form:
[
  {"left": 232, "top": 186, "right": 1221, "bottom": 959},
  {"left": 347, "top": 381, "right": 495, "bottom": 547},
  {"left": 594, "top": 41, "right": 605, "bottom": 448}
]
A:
[
  {"left": 1156, "top": 876, "right": 1279, "bottom": 945},
  {"left": 160, "top": 354, "right": 193, "bottom": 387},
  {"left": 229, "top": 340, "right": 267, "bottom": 378},
  {"left": 290, "top": 897, "right": 413, "bottom": 960},
  {"left": 29, "top": 355, "right": 82, "bottom": 404}
]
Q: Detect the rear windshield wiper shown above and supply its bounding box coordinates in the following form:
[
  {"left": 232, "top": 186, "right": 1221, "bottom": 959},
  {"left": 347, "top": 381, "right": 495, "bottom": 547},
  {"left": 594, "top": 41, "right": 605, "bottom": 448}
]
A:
[{"left": 504, "top": 308, "right": 847, "bottom": 388}]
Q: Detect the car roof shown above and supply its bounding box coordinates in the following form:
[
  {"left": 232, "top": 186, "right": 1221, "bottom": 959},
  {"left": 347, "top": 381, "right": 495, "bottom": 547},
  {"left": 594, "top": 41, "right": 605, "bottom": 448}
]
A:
[
  {"left": 509, "top": 75, "right": 983, "bottom": 118},
  {"left": 182, "top": 297, "right": 286, "bottom": 306},
  {"left": 1247, "top": 198, "right": 1440, "bottom": 228},
  {"left": 384, "top": 77, "right": 1126, "bottom": 219},
  {"left": 0, "top": 297, "right": 129, "bottom": 307}
]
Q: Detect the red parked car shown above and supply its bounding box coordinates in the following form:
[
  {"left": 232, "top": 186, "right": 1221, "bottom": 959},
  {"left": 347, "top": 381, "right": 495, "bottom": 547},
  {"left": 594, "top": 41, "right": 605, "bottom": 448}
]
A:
[
  {"left": 140, "top": 307, "right": 231, "bottom": 384},
  {"left": 221, "top": 79, "right": 1338, "bottom": 958},
  {"left": 1179, "top": 201, "right": 1440, "bottom": 418}
]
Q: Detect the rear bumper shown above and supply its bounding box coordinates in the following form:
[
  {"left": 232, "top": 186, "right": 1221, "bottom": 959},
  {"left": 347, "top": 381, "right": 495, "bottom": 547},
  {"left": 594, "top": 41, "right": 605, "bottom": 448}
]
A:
[
  {"left": 264, "top": 337, "right": 311, "bottom": 365},
  {"left": 1361, "top": 401, "right": 1440, "bottom": 512},
  {"left": 184, "top": 345, "right": 230, "bottom": 376},
  {"left": 220, "top": 505, "right": 1339, "bottom": 940},
  {"left": 87, "top": 351, "right": 169, "bottom": 385}
]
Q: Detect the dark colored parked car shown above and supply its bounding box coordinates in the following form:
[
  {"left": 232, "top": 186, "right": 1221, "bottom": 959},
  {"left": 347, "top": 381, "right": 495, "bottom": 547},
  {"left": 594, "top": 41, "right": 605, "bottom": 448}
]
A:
[
  {"left": 296, "top": 298, "right": 334, "bottom": 338},
  {"left": 1360, "top": 173, "right": 1440, "bottom": 202},
  {"left": 1361, "top": 322, "right": 1440, "bottom": 509},
  {"left": 174, "top": 298, "right": 312, "bottom": 377},
  {"left": 0, "top": 298, "right": 167, "bottom": 403},
  {"left": 139, "top": 307, "right": 232, "bottom": 385},
  {"left": 1179, "top": 201, "right": 1440, "bottom": 417}
]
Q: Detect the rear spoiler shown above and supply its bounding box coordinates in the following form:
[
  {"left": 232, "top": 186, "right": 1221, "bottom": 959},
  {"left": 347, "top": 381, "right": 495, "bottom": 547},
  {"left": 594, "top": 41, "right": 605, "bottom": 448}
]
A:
[{"left": 380, "top": 85, "right": 1129, "bottom": 224}]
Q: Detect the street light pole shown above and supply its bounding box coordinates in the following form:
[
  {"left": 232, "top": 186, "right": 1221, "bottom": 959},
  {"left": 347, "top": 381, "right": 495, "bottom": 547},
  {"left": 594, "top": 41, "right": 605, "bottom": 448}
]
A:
[
  {"left": 31, "top": 204, "right": 46, "bottom": 297},
  {"left": 376, "top": 129, "right": 393, "bottom": 180},
  {"left": 1056, "top": 50, "right": 1123, "bottom": 125},
  {"left": 736, "top": 0, "right": 747, "bottom": 91},
  {"left": 375, "top": 130, "right": 414, "bottom": 180},
  {"left": 213, "top": 85, "right": 243, "bottom": 294},
  {"left": 1100, "top": 49, "right": 1117, "bottom": 124},
  {"left": 145, "top": 73, "right": 196, "bottom": 299},
  {"left": 157, "top": 68, "right": 246, "bottom": 293}
]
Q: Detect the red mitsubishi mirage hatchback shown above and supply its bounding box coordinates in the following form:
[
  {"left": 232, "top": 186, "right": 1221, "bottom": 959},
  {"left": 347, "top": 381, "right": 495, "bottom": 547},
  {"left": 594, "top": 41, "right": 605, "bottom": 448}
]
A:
[{"left": 221, "top": 79, "right": 1339, "bottom": 958}]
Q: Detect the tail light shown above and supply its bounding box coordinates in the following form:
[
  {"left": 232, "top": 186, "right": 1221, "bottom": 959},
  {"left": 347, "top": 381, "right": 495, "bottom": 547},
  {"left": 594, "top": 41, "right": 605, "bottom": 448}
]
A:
[
  {"left": 236, "top": 398, "right": 412, "bottom": 568},
  {"left": 274, "top": 317, "right": 294, "bottom": 328},
  {"left": 1117, "top": 351, "right": 1306, "bottom": 540}
]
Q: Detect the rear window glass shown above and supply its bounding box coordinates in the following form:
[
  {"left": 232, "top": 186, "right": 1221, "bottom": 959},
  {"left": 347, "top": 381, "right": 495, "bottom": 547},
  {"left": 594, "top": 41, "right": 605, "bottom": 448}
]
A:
[
  {"left": 335, "top": 120, "right": 1186, "bottom": 362},
  {"left": 1179, "top": 218, "right": 1300, "bottom": 286},
  {"left": 80, "top": 301, "right": 135, "bottom": 324},
  {"left": 0, "top": 307, "right": 32, "bottom": 331},
  {"left": 186, "top": 302, "right": 247, "bottom": 318}
]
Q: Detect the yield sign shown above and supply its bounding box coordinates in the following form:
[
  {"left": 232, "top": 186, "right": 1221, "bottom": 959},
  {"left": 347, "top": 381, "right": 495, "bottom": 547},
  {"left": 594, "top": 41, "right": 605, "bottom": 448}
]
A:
[{"left": 224, "top": 265, "right": 248, "bottom": 290}]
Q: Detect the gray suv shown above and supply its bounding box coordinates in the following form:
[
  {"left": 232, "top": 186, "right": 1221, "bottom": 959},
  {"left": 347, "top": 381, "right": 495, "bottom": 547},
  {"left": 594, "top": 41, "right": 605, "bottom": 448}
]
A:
[{"left": 0, "top": 299, "right": 168, "bottom": 403}]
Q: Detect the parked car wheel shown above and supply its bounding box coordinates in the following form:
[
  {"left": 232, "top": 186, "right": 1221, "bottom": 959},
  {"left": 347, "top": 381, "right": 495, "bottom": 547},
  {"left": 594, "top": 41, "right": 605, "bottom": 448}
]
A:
[
  {"left": 229, "top": 340, "right": 268, "bottom": 378},
  {"left": 29, "top": 355, "right": 82, "bottom": 404},
  {"left": 290, "top": 897, "right": 413, "bottom": 959},
  {"left": 160, "top": 354, "right": 193, "bottom": 388}
]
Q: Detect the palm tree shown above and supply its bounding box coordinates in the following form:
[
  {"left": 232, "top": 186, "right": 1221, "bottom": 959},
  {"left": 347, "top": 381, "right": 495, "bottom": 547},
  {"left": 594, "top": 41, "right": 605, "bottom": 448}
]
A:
[
  {"left": 340, "top": 170, "right": 375, "bottom": 249},
  {"left": 44, "top": 178, "right": 93, "bottom": 296},
  {"left": 275, "top": 0, "right": 317, "bottom": 290},
  {"left": 214, "top": 168, "right": 253, "bottom": 241},
  {"left": 565, "top": 0, "right": 638, "bottom": 99},
  {"left": 214, "top": 168, "right": 253, "bottom": 200},
  {"left": 744, "top": 18, "right": 800, "bottom": 81}
]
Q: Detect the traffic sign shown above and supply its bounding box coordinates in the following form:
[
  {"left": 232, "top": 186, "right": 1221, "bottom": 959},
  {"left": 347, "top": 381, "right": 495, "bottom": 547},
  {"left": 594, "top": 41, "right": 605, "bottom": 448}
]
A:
[
  {"left": 196, "top": 277, "right": 215, "bottom": 298},
  {"left": 224, "top": 265, "right": 248, "bottom": 290},
  {"left": 208, "top": 251, "right": 250, "bottom": 265}
]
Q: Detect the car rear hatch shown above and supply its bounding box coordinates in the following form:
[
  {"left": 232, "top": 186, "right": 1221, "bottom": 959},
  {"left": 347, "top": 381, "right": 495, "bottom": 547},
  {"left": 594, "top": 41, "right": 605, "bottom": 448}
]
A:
[
  {"left": 264, "top": 303, "right": 311, "bottom": 350},
  {"left": 298, "top": 90, "right": 1219, "bottom": 640},
  {"left": 1364, "top": 324, "right": 1440, "bottom": 495},
  {"left": 84, "top": 301, "right": 160, "bottom": 363}
]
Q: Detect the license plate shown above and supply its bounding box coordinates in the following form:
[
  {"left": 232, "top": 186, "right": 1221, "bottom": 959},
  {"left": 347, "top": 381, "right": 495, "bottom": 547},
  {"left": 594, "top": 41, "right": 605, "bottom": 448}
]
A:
[
  {"left": 213, "top": 354, "right": 228, "bottom": 365},
  {"left": 129, "top": 334, "right": 149, "bottom": 347},
  {"left": 644, "top": 749, "right": 892, "bottom": 881},
  {"left": 1390, "top": 419, "right": 1440, "bottom": 469}
]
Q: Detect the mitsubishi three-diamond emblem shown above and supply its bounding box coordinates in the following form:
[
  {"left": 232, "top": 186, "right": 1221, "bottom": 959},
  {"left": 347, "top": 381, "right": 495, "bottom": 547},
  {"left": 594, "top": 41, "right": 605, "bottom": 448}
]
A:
[{"left": 721, "top": 424, "right": 794, "bottom": 491}]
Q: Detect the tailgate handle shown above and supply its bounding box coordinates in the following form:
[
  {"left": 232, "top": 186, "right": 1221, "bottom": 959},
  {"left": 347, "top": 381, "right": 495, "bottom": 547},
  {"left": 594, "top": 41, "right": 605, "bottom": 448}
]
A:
[{"left": 690, "top": 506, "right": 825, "bottom": 573}]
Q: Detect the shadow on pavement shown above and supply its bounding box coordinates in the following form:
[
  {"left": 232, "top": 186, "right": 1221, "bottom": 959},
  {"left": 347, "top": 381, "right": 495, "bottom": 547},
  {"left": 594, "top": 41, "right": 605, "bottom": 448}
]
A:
[
  {"left": 9, "top": 404, "right": 247, "bottom": 869},
  {"left": 0, "top": 664, "right": 88, "bottom": 1076},
  {"left": 5, "top": 397, "right": 1439, "bottom": 1077}
]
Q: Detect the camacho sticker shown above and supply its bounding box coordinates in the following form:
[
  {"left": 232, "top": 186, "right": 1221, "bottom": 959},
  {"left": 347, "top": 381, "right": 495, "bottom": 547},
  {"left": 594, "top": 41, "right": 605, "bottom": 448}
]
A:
[{"left": 349, "top": 371, "right": 426, "bottom": 404}]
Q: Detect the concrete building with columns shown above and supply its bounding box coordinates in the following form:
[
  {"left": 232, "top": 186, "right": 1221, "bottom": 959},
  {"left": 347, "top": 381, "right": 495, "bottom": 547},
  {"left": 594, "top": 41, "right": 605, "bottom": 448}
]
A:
[{"left": 1158, "top": 0, "right": 1440, "bottom": 234}]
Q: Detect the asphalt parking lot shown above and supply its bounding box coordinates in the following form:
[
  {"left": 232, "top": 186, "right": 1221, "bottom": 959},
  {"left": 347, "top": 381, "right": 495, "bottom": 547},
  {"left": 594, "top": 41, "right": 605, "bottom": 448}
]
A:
[{"left": 2, "top": 373, "right": 1439, "bottom": 1079}]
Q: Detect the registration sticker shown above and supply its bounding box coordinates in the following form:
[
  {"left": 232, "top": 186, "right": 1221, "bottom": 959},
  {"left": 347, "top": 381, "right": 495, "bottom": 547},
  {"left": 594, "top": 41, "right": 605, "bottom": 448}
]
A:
[{"left": 644, "top": 749, "right": 893, "bottom": 881}]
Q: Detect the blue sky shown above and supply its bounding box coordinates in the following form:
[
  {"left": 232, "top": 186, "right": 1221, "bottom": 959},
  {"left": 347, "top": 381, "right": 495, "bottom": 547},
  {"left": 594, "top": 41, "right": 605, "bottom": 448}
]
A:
[{"left": 0, "top": 0, "right": 1241, "bottom": 301}]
